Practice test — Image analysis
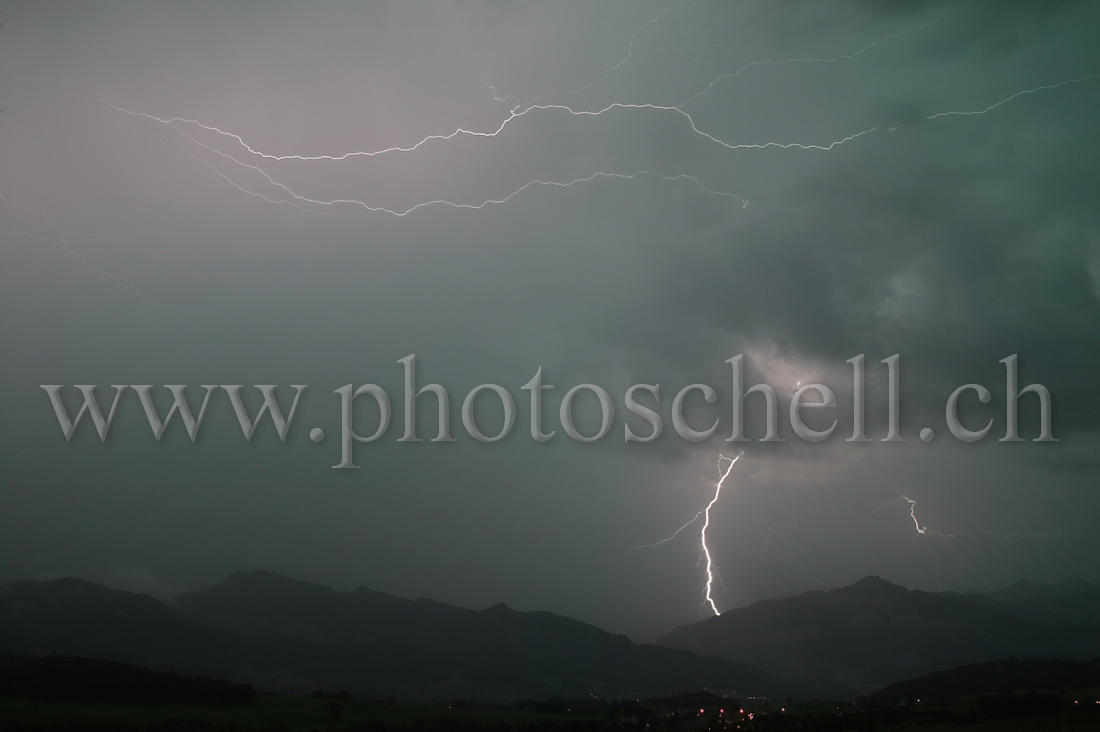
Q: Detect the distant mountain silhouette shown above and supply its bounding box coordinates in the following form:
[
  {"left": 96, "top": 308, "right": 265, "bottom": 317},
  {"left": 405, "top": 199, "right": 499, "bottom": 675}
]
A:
[
  {"left": 8, "top": 572, "right": 1093, "bottom": 702},
  {"left": 0, "top": 571, "right": 847, "bottom": 702},
  {"left": 874, "top": 657, "right": 1100, "bottom": 700},
  {"left": 176, "top": 570, "right": 849, "bottom": 700},
  {"left": 0, "top": 577, "right": 270, "bottom": 679},
  {"left": 657, "top": 576, "right": 1100, "bottom": 692},
  {"left": 972, "top": 578, "right": 1100, "bottom": 626}
]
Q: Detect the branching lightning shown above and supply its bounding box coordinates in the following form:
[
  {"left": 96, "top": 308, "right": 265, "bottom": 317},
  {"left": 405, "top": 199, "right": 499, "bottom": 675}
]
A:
[
  {"left": 4, "top": 5, "right": 1088, "bottom": 623},
  {"left": 105, "top": 62, "right": 1098, "bottom": 228},
  {"left": 0, "top": 192, "right": 189, "bottom": 310},
  {"left": 100, "top": 19, "right": 956, "bottom": 224},
  {"left": 106, "top": 118, "right": 751, "bottom": 216},
  {"left": 106, "top": 15, "right": 939, "bottom": 164},
  {"left": 677, "top": 18, "right": 939, "bottom": 109},
  {"left": 701, "top": 453, "right": 741, "bottom": 615},
  {"left": 10, "top": 3, "right": 1098, "bottom": 303},
  {"left": 125, "top": 68, "right": 1098, "bottom": 164},
  {"left": 508, "top": 0, "right": 695, "bottom": 112},
  {"left": 635, "top": 452, "right": 742, "bottom": 617}
]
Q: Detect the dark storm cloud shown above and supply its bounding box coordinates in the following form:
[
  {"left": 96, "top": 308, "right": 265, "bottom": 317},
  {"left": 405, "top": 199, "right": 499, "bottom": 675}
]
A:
[
  {"left": 912, "top": 0, "right": 1078, "bottom": 60},
  {"left": 2, "top": 0, "right": 1098, "bottom": 639}
]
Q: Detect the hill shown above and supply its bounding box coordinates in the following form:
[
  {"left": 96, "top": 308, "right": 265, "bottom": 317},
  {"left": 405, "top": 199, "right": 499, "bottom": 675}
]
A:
[
  {"left": 0, "top": 577, "right": 270, "bottom": 680},
  {"left": 176, "top": 570, "right": 846, "bottom": 700},
  {"left": 874, "top": 656, "right": 1100, "bottom": 700},
  {"left": 656, "top": 576, "right": 1100, "bottom": 692},
  {"left": 0, "top": 572, "right": 845, "bottom": 702}
]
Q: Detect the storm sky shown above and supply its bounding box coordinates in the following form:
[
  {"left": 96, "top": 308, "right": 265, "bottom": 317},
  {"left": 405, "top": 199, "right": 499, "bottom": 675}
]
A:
[{"left": 2, "top": 0, "right": 1099, "bottom": 640}]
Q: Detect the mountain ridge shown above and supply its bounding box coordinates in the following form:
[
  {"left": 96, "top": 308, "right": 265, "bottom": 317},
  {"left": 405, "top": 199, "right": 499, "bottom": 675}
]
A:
[
  {"left": 656, "top": 575, "right": 1100, "bottom": 692},
  {"left": 0, "top": 571, "right": 846, "bottom": 702},
  {"left": 6, "top": 571, "right": 1095, "bottom": 701}
]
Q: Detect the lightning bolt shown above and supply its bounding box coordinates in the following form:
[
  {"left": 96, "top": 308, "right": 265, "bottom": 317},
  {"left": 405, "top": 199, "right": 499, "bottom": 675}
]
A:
[
  {"left": 510, "top": 0, "right": 695, "bottom": 111},
  {"left": 481, "top": 0, "right": 691, "bottom": 111},
  {"left": 104, "top": 15, "right": 942, "bottom": 167},
  {"left": 678, "top": 18, "right": 940, "bottom": 109},
  {"left": 927, "top": 74, "right": 1099, "bottom": 119},
  {"left": 636, "top": 452, "right": 742, "bottom": 617},
  {"left": 701, "top": 453, "right": 741, "bottom": 615},
  {"left": 107, "top": 96, "right": 881, "bottom": 163},
  {"left": 105, "top": 68, "right": 1097, "bottom": 226},
  {"left": 107, "top": 102, "right": 753, "bottom": 215},
  {"left": 99, "top": 19, "right": 949, "bottom": 221},
  {"left": 16, "top": 8, "right": 1098, "bottom": 301},
  {"left": 149, "top": 67, "right": 1095, "bottom": 161},
  {"left": 0, "top": 192, "right": 190, "bottom": 311},
  {"left": 902, "top": 496, "right": 955, "bottom": 538},
  {"left": 902, "top": 496, "right": 1060, "bottom": 541}
]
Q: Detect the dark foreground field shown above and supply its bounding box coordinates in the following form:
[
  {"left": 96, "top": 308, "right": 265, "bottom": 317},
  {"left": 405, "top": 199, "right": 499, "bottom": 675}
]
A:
[
  {"left": 3, "top": 691, "right": 1100, "bottom": 732},
  {"left": 0, "top": 694, "right": 609, "bottom": 732}
]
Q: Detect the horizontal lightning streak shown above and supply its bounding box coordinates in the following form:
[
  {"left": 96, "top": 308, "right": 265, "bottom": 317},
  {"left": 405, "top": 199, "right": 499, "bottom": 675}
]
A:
[
  {"left": 928, "top": 74, "right": 1099, "bottom": 119},
  {"left": 103, "top": 20, "right": 942, "bottom": 165},
  {"left": 679, "top": 18, "right": 939, "bottom": 109},
  {"left": 88, "top": 10, "right": 1098, "bottom": 308},
  {"left": 514, "top": 0, "right": 695, "bottom": 111},
  {"left": 120, "top": 113, "right": 751, "bottom": 215},
  {"left": 109, "top": 67, "right": 1099, "bottom": 204},
  {"left": 107, "top": 95, "right": 889, "bottom": 163}
]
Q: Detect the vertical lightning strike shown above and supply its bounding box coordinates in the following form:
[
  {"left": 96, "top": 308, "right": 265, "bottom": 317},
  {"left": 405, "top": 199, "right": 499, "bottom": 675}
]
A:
[
  {"left": 635, "top": 452, "right": 742, "bottom": 617},
  {"left": 701, "top": 453, "right": 741, "bottom": 615}
]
